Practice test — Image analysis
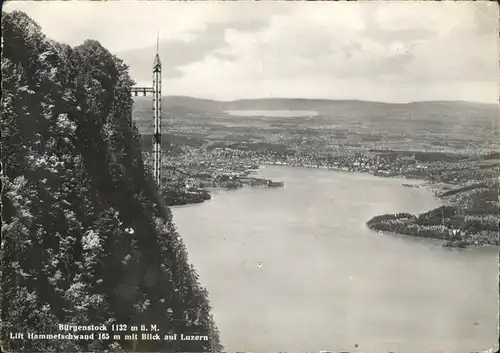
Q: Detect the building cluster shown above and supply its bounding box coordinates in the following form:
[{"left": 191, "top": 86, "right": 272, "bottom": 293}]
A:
[{"left": 163, "top": 145, "right": 434, "bottom": 182}]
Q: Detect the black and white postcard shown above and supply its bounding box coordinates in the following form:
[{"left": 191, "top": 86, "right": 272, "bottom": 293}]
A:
[{"left": 1, "top": 1, "right": 499, "bottom": 353}]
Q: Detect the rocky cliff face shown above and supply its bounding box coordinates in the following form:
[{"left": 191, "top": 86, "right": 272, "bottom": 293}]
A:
[{"left": 1, "top": 11, "right": 220, "bottom": 353}]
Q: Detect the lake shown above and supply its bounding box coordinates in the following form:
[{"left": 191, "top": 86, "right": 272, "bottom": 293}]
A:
[
  {"left": 225, "top": 110, "right": 319, "bottom": 117},
  {"left": 172, "top": 166, "right": 498, "bottom": 353}
]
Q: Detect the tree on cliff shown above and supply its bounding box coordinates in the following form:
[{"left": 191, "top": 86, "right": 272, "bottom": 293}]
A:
[{"left": 1, "top": 11, "right": 221, "bottom": 353}]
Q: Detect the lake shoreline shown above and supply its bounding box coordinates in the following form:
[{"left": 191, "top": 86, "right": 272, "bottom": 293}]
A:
[
  {"left": 171, "top": 164, "right": 498, "bottom": 352},
  {"left": 167, "top": 160, "right": 497, "bottom": 249},
  {"left": 248, "top": 163, "right": 498, "bottom": 249}
]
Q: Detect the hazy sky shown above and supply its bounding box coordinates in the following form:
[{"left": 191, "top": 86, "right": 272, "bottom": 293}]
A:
[{"left": 4, "top": 1, "right": 499, "bottom": 103}]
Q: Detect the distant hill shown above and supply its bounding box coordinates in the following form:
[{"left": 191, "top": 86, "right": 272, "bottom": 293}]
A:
[
  {"left": 226, "top": 97, "right": 395, "bottom": 111},
  {"left": 132, "top": 96, "right": 498, "bottom": 152},
  {"left": 405, "top": 100, "right": 499, "bottom": 114},
  {"left": 134, "top": 95, "right": 498, "bottom": 114},
  {"left": 408, "top": 100, "right": 498, "bottom": 106},
  {"left": 134, "top": 95, "right": 393, "bottom": 112}
]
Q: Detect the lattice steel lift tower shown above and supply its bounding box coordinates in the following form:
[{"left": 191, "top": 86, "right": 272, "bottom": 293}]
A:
[
  {"left": 152, "top": 36, "right": 162, "bottom": 186},
  {"left": 131, "top": 34, "right": 162, "bottom": 185}
]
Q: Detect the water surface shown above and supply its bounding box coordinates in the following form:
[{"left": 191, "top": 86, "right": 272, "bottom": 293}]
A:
[
  {"left": 172, "top": 166, "right": 498, "bottom": 353},
  {"left": 225, "top": 110, "right": 319, "bottom": 117}
]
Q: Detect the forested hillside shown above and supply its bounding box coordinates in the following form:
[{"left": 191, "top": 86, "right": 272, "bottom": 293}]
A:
[
  {"left": 1, "top": 11, "right": 220, "bottom": 353},
  {"left": 367, "top": 181, "right": 499, "bottom": 248}
]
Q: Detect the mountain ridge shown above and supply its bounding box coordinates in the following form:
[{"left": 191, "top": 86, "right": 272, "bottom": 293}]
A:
[
  {"left": 136, "top": 95, "right": 498, "bottom": 108},
  {"left": 132, "top": 95, "right": 499, "bottom": 121}
]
